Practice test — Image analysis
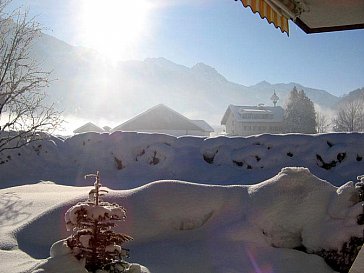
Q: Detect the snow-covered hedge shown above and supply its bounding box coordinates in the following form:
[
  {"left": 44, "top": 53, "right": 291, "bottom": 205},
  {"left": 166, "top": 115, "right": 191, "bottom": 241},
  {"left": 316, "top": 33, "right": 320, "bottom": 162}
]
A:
[{"left": 0, "top": 132, "right": 363, "bottom": 188}]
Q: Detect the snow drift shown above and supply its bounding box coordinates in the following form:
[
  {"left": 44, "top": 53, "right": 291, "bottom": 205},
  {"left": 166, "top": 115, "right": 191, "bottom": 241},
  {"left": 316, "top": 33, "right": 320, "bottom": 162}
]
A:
[{"left": 0, "top": 167, "right": 362, "bottom": 273}]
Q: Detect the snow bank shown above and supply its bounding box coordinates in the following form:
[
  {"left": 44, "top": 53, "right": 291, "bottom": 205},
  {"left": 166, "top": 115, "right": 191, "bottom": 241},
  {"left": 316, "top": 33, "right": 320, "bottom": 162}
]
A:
[
  {"left": 31, "top": 240, "right": 150, "bottom": 273},
  {"left": 1, "top": 167, "right": 362, "bottom": 273},
  {"left": 0, "top": 132, "right": 363, "bottom": 188}
]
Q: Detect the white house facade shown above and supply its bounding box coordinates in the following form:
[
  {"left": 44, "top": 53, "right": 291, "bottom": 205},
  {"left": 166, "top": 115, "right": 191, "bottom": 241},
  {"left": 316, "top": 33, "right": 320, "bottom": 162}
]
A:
[{"left": 221, "top": 104, "right": 284, "bottom": 136}]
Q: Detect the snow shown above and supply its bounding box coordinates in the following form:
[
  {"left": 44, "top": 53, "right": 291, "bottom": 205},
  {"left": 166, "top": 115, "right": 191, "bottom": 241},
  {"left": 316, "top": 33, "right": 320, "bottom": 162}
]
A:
[
  {"left": 350, "top": 244, "right": 364, "bottom": 273},
  {"left": 78, "top": 235, "right": 92, "bottom": 248},
  {"left": 65, "top": 202, "right": 125, "bottom": 230},
  {"left": 0, "top": 171, "right": 363, "bottom": 272},
  {"left": 0, "top": 132, "right": 363, "bottom": 189},
  {"left": 30, "top": 240, "right": 149, "bottom": 273},
  {"left": 104, "top": 244, "right": 122, "bottom": 253},
  {"left": 0, "top": 132, "right": 363, "bottom": 272}
]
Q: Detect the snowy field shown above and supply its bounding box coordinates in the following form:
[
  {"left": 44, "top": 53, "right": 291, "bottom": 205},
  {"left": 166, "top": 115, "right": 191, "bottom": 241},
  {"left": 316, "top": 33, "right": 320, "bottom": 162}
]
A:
[{"left": 0, "top": 132, "right": 363, "bottom": 273}]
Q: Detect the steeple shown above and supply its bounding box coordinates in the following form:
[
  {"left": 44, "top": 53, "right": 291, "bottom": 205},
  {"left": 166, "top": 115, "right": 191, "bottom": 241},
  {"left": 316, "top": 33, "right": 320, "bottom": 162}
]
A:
[{"left": 271, "top": 90, "right": 279, "bottom": 107}]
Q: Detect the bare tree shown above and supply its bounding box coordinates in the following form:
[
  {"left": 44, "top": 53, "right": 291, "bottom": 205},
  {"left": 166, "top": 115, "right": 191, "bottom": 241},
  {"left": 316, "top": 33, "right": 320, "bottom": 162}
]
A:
[
  {"left": 315, "top": 111, "right": 331, "bottom": 133},
  {"left": 0, "top": 0, "right": 62, "bottom": 152},
  {"left": 332, "top": 99, "right": 364, "bottom": 132}
]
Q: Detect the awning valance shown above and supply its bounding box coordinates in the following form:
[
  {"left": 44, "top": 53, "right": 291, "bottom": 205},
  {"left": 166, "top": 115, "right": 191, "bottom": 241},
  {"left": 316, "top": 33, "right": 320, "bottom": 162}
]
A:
[{"left": 239, "top": 0, "right": 292, "bottom": 34}]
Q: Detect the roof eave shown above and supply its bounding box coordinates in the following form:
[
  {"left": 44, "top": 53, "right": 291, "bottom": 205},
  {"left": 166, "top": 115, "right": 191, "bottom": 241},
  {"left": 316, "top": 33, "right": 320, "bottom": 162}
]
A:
[
  {"left": 294, "top": 17, "right": 364, "bottom": 34},
  {"left": 221, "top": 106, "right": 233, "bottom": 125}
]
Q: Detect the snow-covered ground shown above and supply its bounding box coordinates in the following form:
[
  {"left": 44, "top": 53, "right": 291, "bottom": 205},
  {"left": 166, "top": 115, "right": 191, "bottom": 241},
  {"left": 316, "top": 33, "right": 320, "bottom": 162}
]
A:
[{"left": 0, "top": 132, "right": 363, "bottom": 273}]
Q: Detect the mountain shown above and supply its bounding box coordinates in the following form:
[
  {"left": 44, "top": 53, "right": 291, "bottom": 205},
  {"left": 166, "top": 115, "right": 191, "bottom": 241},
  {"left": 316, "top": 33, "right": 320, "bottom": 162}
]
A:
[
  {"left": 247, "top": 81, "right": 340, "bottom": 109},
  {"left": 337, "top": 87, "right": 364, "bottom": 105},
  {"left": 29, "top": 32, "right": 341, "bottom": 126}
]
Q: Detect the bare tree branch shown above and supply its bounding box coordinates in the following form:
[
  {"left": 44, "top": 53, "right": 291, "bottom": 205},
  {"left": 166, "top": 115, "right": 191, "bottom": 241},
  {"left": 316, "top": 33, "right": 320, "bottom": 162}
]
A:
[
  {"left": 0, "top": 0, "right": 62, "bottom": 153},
  {"left": 333, "top": 99, "right": 364, "bottom": 132},
  {"left": 316, "top": 111, "right": 331, "bottom": 133}
]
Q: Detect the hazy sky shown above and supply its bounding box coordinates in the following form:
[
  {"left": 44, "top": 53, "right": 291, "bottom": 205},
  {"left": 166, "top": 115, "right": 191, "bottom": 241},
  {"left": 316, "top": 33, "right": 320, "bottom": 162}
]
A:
[{"left": 8, "top": 0, "right": 364, "bottom": 96}]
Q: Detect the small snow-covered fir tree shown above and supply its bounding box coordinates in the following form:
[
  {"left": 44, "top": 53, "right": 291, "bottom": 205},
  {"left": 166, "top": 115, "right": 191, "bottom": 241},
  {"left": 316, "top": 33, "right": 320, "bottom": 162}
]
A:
[{"left": 65, "top": 171, "right": 133, "bottom": 273}]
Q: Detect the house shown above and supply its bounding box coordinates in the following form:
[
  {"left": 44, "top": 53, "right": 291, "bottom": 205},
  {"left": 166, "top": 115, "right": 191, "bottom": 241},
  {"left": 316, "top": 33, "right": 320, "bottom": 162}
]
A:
[
  {"left": 112, "top": 104, "right": 214, "bottom": 137},
  {"left": 221, "top": 104, "right": 284, "bottom": 136},
  {"left": 191, "top": 120, "right": 215, "bottom": 134},
  {"left": 73, "top": 122, "right": 105, "bottom": 134},
  {"left": 102, "top": 126, "right": 112, "bottom": 132}
]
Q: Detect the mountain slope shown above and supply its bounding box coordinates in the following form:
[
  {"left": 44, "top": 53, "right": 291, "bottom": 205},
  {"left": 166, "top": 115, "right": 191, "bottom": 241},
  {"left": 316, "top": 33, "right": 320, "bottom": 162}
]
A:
[
  {"left": 248, "top": 81, "right": 339, "bottom": 109},
  {"left": 337, "top": 87, "right": 364, "bottom": 105},
  {"left": 29, "top": 32, "right": 341, "bottom": 125}
]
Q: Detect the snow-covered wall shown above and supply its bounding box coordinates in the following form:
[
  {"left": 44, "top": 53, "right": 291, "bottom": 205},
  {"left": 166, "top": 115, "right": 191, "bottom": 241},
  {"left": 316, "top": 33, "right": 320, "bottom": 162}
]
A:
[{"left": 0, "top": 132, "right": 363, "bottom": 188}]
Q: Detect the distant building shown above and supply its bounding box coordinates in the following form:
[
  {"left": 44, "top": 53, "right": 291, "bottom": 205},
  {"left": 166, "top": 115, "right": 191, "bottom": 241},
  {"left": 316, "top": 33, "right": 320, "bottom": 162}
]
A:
[
  {"left": 102, "top": 126, "right": 112, "bottom": 132},
  {"left": 191, "top": 120, "right": 215, "bottom": 134},
  {"left": 221, "top": 104, "right": 284, "bottom": 136},
  {"left": 112, "top": 104, "right": 214, "bottom": 137},
  {"left": 73, "top": 122, "right": 105, "bottom": 134}
]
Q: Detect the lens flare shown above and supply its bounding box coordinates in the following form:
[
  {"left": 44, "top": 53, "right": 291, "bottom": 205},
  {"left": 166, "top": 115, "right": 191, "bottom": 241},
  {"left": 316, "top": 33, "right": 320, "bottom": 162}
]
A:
[{"left": 246, "top": 246, "right": 274, "bottom": 273}]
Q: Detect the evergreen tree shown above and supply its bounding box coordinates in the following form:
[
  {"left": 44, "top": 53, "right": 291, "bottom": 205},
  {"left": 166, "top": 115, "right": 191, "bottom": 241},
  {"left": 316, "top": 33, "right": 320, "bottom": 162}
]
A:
[
  {"left": 65, "top": 171, "right": 133, "bottom": 273},
  {"left": 284, "top": 87, "right": 316, "bottom": 133}
]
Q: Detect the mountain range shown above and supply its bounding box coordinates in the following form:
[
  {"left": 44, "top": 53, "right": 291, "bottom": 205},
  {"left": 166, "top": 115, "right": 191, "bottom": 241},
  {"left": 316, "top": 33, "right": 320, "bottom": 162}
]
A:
[{"left": 30, "top": 31, "right": 360, "bottom": 127}]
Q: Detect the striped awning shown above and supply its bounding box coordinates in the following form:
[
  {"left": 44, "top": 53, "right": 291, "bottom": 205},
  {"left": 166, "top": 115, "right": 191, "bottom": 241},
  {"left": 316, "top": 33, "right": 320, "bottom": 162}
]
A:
[
  {"left": 239, "top": 0, "right": 292, "bottom": 34},
  {"left": 239, "top": 0, "right": 364, "bottom": 35}
]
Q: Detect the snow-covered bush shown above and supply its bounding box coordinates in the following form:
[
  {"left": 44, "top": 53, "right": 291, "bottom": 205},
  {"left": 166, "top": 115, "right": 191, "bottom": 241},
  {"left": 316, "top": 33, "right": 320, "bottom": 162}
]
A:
[
  {"left": 312, "top": 175, "right": 364, "bottom": 272},
  {"left": 65, "top": 171, "right": 133, "bottom": 273}
]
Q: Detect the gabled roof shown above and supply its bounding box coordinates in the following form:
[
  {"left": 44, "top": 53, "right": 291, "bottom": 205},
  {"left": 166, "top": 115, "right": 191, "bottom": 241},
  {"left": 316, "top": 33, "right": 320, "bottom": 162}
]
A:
[
  {"left": 73, "top": 122, "right": 104, "bottom": 134},
  {"left": 112, "top": 104, "right": 209, "bottom": 132},
  {"left": 191, "top": 120, "right": 214, "bottom": 132},
  {"left": 221, "top": 104, "right": 284, "bottom": 125}
]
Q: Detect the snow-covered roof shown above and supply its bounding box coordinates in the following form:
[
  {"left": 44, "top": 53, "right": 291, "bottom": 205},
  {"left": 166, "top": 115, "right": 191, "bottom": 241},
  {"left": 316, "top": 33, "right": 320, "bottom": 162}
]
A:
[
  {"left": 73, "top": 122, "right": 105, "bottom": 134},
  {"left": 191, "top": 120, "right": 214, "bottom": 132},
  {"left": 239, "top": 108, "right": 271, "bottom": 113},
  {"left": 112, "top": 104, "right": 211, "bottom": 132},
  {"left": 221, "top": 104, "right": 284, "bottom": 124}
]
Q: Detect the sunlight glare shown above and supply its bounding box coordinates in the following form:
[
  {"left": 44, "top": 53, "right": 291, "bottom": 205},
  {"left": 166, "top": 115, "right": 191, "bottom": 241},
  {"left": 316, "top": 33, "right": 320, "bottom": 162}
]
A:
[{"left": 79, "top": 0, "right": 152, "bottom": 60}]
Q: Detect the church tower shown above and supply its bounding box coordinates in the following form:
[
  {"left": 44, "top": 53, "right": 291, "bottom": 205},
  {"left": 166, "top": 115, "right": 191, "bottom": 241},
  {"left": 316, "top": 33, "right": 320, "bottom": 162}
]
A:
[{"left": 270, "top": 90, "right": 279, "bottom": 107}]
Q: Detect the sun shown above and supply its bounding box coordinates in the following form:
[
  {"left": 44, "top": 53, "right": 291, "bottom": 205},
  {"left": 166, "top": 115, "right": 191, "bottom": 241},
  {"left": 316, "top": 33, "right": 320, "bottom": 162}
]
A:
[{"left": 79, "top": 0, "right": 152, "bottom": 60}]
